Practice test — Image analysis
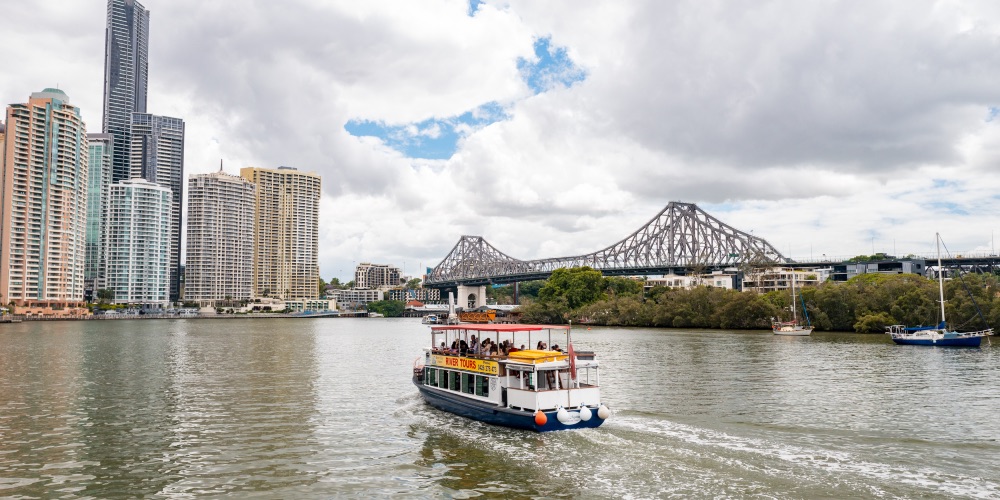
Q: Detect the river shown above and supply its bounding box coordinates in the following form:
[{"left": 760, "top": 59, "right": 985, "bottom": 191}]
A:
[{"left": 1, "top": 318, "right": 998, "bottom": 498}]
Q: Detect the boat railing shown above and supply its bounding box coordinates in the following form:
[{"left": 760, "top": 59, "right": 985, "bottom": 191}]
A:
[{"left": 959, "top": 328, "right": 994, "bottom": 337}]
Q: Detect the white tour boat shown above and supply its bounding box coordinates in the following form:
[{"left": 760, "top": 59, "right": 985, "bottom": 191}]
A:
[{"left": 413, "top": 324, "right": 610, "bottom": 431}]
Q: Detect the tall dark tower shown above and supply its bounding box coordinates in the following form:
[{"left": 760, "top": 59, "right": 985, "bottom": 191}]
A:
[{"left": 102, "top": 0, "right": 149, "bottom": 183}]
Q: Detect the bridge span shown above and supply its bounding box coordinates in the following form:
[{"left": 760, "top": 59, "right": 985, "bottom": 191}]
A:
[{"left": 425, "top": 201, "right": 789, "bottom": 288}]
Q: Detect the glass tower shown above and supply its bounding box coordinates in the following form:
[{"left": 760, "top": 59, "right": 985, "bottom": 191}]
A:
[
  {"left": 85, "top": 134, "right": 114, "bottom": 299},
  {"left": 102, "top": 0, "right": 149, "bottom": 183},
  {"left": 129, "top": 114, "right": 184, "bottom": 301}
]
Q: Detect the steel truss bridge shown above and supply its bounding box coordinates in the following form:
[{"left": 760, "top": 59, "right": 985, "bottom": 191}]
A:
[{"left": 425, "top": 201, "right": 790, "bottom": 287}]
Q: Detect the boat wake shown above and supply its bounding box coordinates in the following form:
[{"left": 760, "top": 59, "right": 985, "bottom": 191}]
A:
[{"left": 600, "top": 414, "right": 999, "bottom": 498}]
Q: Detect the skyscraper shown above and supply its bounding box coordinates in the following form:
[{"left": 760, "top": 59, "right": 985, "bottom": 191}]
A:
[
  {"left": 102, "top": 0, "right": 149, "bottom": 183},
  {"left": 129, "top": 113, "right": 184, "bottom": 301},
  {"left": 185, "top": 170, "right": 256, "bottom": 305},
  {"left": 85, "top": 133, "right": 114, "bottom": 299},
  {"left": 104, "top": 178, "right": 171, "bottom": 306},
  {"left": 1, "top": 89, "right": 89, "bottom": 310},
  {"left": 240, "top": 166, "right": 321, "bottom": 300}
]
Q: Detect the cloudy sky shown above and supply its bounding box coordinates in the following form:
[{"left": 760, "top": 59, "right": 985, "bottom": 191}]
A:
[{"left": 4, "top": 0, "right": 1000, "bottom": 281}]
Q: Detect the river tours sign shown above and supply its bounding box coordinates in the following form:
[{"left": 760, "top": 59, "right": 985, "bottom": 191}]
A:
[{"left": 429, "top": 354, "right": 499, "bottom": 376}]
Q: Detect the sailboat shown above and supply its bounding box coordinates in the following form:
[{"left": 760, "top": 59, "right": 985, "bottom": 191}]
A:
[
  {"left": 886, "top": 233, "right": 994, "bottom": 347},
  {"left": 773, "top": 270, "right": 813, "bottom": 336}
]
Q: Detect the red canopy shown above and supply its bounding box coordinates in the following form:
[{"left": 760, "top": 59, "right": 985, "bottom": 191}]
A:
[{"left": 430, "top": 324, "right": 570, "bottom": 333}]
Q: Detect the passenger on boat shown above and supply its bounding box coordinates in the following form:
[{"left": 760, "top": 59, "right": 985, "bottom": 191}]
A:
[
  {"left": 537, "top": 341, "right": 547, "bottom": 350},
  {"left": 552, "top": 344, "right": 561, "bottom": 352},
  {"left": 470, "top": 335, "right": 479, "bottom": 353},
  {"left": 459, "top": 340, "right": 469, "bottom": 355},
  {"left": 489, "top": 344, "right": 499, "bottom": 356}
]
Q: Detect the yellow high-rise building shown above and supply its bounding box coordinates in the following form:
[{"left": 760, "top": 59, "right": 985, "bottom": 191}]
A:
[{"left": 240, "top": 166, "right": 321, "bottom": 300}]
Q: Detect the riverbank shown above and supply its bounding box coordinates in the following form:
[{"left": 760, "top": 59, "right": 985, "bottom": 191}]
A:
[{"left": 1, "top": 312, "right": 370, "bottom": 322}]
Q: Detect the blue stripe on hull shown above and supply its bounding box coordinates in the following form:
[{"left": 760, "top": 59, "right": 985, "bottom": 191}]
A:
[
  {"left": 892, "top": 336, "right": 982, "bottom": 347},
  {"left": 414, "top": 381, "right": 605, "bottom": 432}
]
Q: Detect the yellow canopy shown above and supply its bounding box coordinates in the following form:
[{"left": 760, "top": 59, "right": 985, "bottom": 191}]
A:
[{"left": 507, "top": 349, "right": 568, "bottom": 364}]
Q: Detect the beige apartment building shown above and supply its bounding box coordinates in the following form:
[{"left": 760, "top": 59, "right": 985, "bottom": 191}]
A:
[
  {"left": 0, "top": 89, "right": 89, "bottom": 314},
  {"left": 185, "top": 170, "right": 256, "bottom": 305},
  {"left": 240, "top": 166, "right": 321, "bottom": 300}
]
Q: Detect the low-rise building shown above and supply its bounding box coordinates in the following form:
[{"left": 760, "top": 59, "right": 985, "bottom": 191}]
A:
[
  {"left": 828, "top": 259, "right": 925, "bottom": 282},
  {"left": 645, "top": 271, "right": 737, "bottom": 291},
  {"left": 286, "top": 298, "right": 337, "bottom": 313},
  {"left": 331, "top": 288, "right": 384, "bottom": 308},
  {"left": 741, "top": 268, "right": 826, "bottom": 293},
  {"left": 387, "top": 288, "right": 442, "bottom": 302}
]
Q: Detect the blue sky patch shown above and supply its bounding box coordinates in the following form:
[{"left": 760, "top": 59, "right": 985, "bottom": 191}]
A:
[
  {"left": 346, "top": 36, "right": 584, "bottom": 159},
  {"left": 931, "top": 179, "right": 961, "bottom": 190},
  {"left": 927, "top": 201, "right": 969, "bottom": 216},
  {"left": 987, "top": 106, "right": 1000, "bottom": 122},
  {"left": 345, "top": 102, "right": 509, "bottom": 160},
  {"left": 518, "top": 37, "right": 587, "bottom": 94},
  {"left": 468, "top": 0, "right": 483, "bottom": 16}
]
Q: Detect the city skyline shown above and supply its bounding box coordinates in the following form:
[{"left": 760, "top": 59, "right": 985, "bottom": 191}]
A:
[{"left": 4, "top": 1, "right": 1000, "bottom": 282}]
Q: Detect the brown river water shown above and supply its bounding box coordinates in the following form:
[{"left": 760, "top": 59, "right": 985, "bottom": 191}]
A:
[{"left": 1, "top": 318, "right": 998, "bottom": 498}]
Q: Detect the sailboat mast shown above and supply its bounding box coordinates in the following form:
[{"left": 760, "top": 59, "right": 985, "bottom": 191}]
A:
[
  {"left": 791, "top": 270, "right": 797, "bottom": 323},
  {"left": 937, "top": 232, "right": 946, "bottom": 325}
]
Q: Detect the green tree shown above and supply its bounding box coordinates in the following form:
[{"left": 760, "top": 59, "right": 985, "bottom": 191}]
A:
[
  {"left": 487, "top": 284, "right": 515, "bottom": 305},
  {"left": 538, "top": 267, "right": 606, "bottom": 309},
  {"left": 519, "top": 296, "right": 571, "bottom": 324},
  {"left": 366, "top": 300, "right": 406, "bottom": 317},
  {"left": 854, "top": 312, "right": 896, "bottom": 333},
  {"left": 604, "top": 276, "right": 644, "bottom": 297},
  {"left": 406, "top": 278, "right": 422, "bottom": 289},
  {"left": 517, "top": 280, "right": 546, "bottom": 300},
  {"left": 717, "top": 291, "right": 779, "bottom": 329},
  {"left": 97, "top": 288, "right": 114, "bottom": 303}
]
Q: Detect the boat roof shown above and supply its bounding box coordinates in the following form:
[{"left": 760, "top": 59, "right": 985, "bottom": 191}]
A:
[
  {"left": 507, "top": 349, "right": 569, "bottom": 364},
  {"left": 430, "top": 324, "right": 570, "bottom": 333}
]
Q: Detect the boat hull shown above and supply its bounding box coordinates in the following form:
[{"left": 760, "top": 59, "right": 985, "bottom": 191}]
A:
[
  {"left": 891, "top": 336, "right": 982, "bottom": 347},
  {"left": 773, "top": 328, "right": 812, "bottom": 336},
  {"left": 413, "top": 380, "right": 606, "bottom": 432}
]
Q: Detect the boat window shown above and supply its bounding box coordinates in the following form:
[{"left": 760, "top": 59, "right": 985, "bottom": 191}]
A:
[
  {"left": 426, "top": 367, "right": 437, "bottom": 387},
  {"left": 450, "top": 371, "right": 461, "bottom": 391},
  {"left": 463, "top": 373, "right": 475, "bottom": 395},
  {"left": 476, "top": 375, "right": 489, "bottom": 397}
]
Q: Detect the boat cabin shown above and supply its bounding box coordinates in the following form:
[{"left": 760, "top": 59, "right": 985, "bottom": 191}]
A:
[{"left": 419, "top": 324, "right": 601, "bottom": 414}]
